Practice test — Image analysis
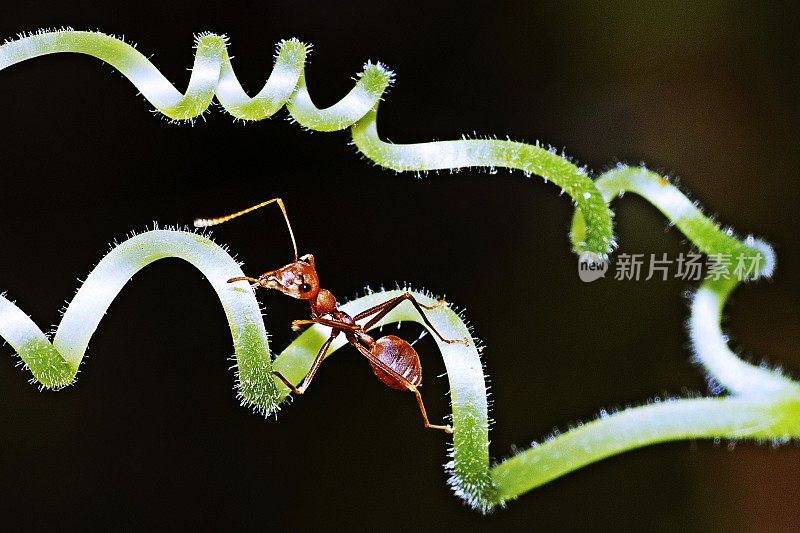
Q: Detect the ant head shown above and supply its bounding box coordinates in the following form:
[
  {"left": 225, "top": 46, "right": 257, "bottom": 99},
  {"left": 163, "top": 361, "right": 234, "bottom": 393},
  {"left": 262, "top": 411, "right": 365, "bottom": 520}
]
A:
[{"left": 257, "top": 255, "right": 319, "bottom": 300}]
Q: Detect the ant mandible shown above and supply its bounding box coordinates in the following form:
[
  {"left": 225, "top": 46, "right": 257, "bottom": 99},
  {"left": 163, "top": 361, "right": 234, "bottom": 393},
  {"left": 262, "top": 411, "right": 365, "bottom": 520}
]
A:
[{"left": 194, "top": 198, "right": 467, "bottom": 434}]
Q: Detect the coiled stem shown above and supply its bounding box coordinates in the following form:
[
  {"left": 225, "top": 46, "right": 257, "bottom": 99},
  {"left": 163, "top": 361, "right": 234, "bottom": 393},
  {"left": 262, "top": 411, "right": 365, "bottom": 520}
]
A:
[{"left": 0, "top": 29, "right": 613, "bottom": 258}]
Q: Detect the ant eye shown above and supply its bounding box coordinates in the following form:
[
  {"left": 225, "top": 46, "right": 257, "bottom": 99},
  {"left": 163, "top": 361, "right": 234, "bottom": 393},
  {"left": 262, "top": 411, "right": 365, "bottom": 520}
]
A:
[{"left": 300, "top": 283, "right": 312, "bottom": 293}]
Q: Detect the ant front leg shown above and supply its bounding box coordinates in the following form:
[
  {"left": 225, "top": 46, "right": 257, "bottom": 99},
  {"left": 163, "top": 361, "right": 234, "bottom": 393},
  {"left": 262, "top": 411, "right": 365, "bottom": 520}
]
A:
[
  {"left": 273, "top": 330, "right": 339, "bottom": 395},
  {"left": 355, "top": 293, "right": 467, "bottom": 345}
]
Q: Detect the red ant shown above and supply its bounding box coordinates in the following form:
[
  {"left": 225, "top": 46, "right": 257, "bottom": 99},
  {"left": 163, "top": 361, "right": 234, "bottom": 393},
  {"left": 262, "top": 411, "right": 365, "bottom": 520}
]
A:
[{"left": 194, "top": 198, "right": 467, "bottom": 433}]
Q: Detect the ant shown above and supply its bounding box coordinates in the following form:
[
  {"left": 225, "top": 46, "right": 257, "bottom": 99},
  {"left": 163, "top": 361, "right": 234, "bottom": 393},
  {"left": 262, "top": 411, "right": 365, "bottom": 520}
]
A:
[{"left": 194, "top": 198, "right": 467, "bottom": 433}]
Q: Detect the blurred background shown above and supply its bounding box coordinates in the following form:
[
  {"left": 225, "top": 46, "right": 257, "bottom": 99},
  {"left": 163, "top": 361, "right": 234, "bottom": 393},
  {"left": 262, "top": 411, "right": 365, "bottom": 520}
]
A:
[{"left": 1, "top": 1, "right": 798, "bottom": 530}]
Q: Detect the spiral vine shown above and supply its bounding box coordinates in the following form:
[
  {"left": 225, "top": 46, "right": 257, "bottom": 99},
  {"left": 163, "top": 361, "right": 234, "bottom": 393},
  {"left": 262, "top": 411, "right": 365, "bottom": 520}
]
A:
[
  {"left": 0, "top": 28, "right": 613, "bottom": 258},
  {"left": 1, "top": 29, "right": 798, "bottom": 513}
]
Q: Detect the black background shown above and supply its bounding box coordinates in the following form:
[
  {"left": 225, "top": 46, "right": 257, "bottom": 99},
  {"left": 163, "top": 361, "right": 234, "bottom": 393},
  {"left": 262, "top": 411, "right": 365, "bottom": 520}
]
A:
[{"left": 1, "top": 1, "right": 799, "bottom": 531}]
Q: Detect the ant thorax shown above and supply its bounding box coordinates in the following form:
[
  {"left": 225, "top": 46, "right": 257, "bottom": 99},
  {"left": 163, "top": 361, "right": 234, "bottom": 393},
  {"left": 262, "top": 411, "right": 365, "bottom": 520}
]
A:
[{"left": 312, "top": 289, "right": 337, "bottom": 315}]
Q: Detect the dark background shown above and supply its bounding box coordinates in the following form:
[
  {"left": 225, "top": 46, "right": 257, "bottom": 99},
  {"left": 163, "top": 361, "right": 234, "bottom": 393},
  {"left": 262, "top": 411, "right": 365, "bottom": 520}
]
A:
[{"left": 1, "top": 1, "right": 799, "bottom": 530}]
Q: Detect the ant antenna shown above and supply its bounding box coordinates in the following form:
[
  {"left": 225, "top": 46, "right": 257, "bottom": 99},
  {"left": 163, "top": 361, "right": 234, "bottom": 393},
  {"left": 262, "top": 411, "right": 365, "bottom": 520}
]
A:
[{"left": 194, "top": 197, "right": 299, "bottom": 260}]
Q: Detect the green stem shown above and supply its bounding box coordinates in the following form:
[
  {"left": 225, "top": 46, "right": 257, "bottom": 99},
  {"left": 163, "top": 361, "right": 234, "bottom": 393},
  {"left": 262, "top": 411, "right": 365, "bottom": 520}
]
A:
[
  {"left": 492, "top": 396, "right": 800, "bottom": 501},
  {"left": 0, "top": 29, "right": 612, "bottom": 257},
  {"left": 0, "top": 230, "right": 277, "bottom": 410}
]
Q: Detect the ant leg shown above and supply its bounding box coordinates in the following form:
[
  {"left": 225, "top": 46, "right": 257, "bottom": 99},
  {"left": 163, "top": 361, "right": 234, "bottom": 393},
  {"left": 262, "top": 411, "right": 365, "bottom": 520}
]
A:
[
  {"left": 355, "top": 295, "right": 444, "bottom": 320},
  {"left": 272, "top": 371, "right": 303, "bottom": 394},
  {"left": 352, "top": 342, "right": 453, "bottom": 434},
  {"left": 273, "top": 331, "right": 339, "bottom": 395},
  {"left": 291, "top": 317, "right": 359, "bottom": 332},
  {"left": 413, "top": 388, "right": 453, "bottom": 434},
  {"left": 355, "top": 293, "right": 467, "bottom": 345}
]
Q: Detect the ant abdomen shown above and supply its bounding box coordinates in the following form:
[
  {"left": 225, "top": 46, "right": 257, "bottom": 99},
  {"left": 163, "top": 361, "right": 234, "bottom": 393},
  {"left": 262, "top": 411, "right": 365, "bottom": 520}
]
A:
[{"left": 369, "top": 335, "right": 422, "bottom": 390}]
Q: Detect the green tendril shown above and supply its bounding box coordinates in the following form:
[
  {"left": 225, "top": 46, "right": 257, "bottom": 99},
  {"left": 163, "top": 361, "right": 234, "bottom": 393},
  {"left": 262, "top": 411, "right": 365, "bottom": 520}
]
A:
[
  {"left": 0, "top": 29, "right": 612, "bottom": 257},
  {"left": 2, "top": 30, "right": 798, "bottom": 513}
]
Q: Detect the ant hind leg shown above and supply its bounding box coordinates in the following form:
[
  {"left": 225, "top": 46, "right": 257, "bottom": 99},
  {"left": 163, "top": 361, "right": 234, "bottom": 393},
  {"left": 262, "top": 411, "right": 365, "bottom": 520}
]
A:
[{"left": 413, "top": 387, "right": 453, "bottom": 434}]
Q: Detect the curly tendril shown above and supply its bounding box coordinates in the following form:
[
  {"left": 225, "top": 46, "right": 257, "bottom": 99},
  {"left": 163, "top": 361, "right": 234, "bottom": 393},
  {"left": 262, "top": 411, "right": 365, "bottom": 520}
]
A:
[
  {"left": 1, "top": 30, "right": 799, "bottom": 513},
  {"left": 0, "top": 29, "right": 613, "bottom": 258}
]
